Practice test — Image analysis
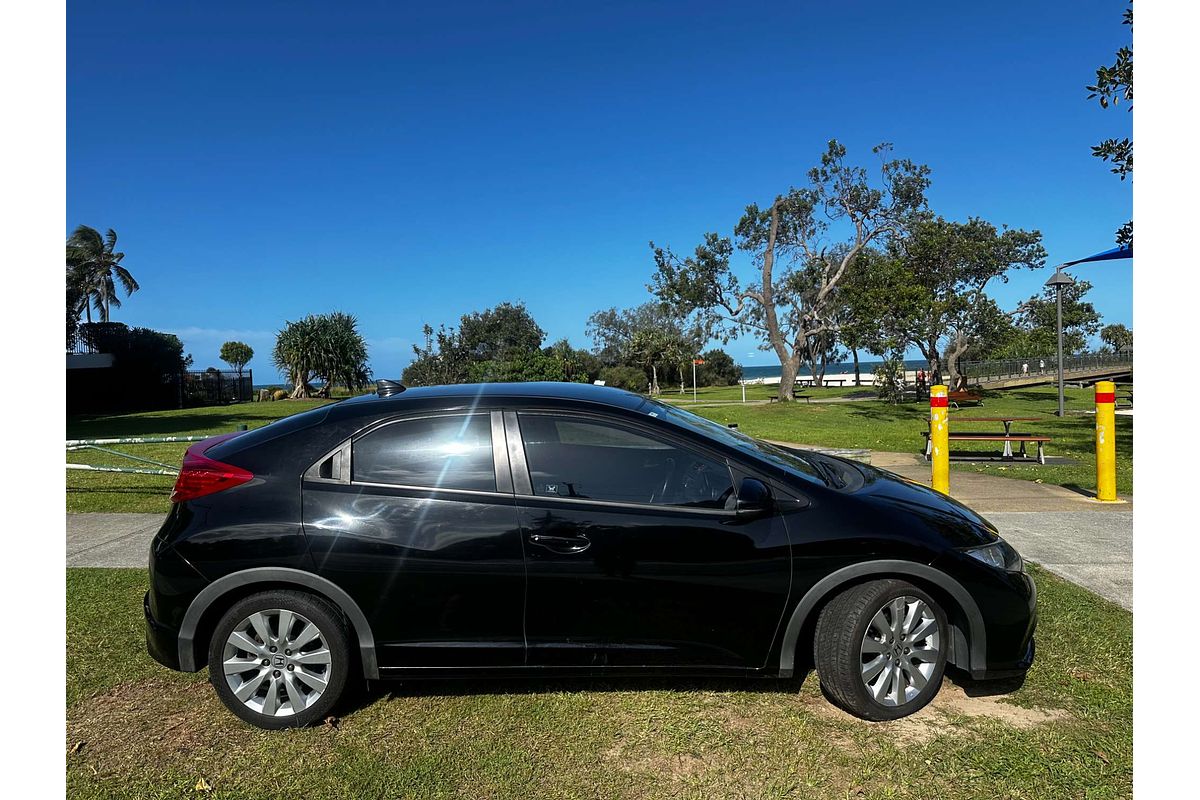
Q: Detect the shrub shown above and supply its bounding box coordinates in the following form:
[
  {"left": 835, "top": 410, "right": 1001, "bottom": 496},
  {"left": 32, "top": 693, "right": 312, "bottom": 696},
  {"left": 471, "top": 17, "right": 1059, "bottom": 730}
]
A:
[
  {"left": 697, "top": 349, "right": 742, "bottom": 386},
  {"left": 598, "top": 365, "right": 649, "bottom": 393},
  {"left": 874, "top": 355, "right": 907, "bottom": 404},
  {"left": 272, "top": 389, "right": 288, "bottom": 401}
]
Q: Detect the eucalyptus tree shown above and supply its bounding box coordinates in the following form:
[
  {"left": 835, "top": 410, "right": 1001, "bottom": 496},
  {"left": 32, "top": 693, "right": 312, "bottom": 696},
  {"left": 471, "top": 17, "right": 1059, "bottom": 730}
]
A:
[
  {"left": 650, "top": 140, "right": 930, "bottom": 400},
  {"left": 890, "top": 217, "right": 1046, "bottom": 387},
  {"left": 66, "top": 225, "right": 140, "bottom": 323}
]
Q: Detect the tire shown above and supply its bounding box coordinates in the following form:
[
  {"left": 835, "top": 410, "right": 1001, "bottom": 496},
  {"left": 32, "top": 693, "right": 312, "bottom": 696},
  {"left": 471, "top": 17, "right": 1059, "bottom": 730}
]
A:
[
  {"left": 813, "top": 579, "right": 948, "bottom": 721},
  {"left": 207, "top": 590, "right": 351, "bottom": 729}
]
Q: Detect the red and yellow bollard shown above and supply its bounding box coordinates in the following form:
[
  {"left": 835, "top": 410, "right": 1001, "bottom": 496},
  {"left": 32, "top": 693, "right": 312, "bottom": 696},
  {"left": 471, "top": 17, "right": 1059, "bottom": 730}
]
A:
[
  {"left": 930, "top": 385, "right": 949, "bottom": 494},
  {"left": 1094, "top": 380, "right": 1118, "bottom": 501}
]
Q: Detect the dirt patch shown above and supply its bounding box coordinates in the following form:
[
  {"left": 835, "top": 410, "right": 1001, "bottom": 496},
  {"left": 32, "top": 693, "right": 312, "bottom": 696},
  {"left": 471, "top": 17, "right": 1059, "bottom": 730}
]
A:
[
  {"left": 626, "top": 752, "right": 710, "bottom": 780},
  {"left": 802, "top": 678, "right": 1069, "bottom": 744}
]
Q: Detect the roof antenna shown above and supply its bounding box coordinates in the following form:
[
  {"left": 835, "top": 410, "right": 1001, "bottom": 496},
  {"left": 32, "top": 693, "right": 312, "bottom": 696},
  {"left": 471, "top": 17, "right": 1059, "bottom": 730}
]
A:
[{"left": 376, "top": 379, "right": 406, "bottom": 397}]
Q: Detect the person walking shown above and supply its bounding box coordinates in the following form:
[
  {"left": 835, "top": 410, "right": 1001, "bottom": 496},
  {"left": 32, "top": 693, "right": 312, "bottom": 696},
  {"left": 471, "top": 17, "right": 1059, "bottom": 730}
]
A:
[
  {"left": 1022, "top": 362, "right": 1029, "bottom": 376},
  {"left": 1039, "top": 358, "right": 1045, "bottom": 373}
]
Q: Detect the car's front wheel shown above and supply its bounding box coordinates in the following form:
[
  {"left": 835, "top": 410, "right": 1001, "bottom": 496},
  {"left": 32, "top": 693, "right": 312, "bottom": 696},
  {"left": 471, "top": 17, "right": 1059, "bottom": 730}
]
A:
[
  {"left": 208, "top": 590, "right": 350, "bottom": 729},
  {"left": 814, "top": 579, "right": 948, "bottom": 721}
]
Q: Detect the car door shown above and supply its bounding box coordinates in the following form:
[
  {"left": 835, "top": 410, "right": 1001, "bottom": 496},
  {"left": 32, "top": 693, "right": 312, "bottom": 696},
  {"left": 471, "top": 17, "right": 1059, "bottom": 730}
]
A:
[
  {"left": 507, "top": 409, "right": 792, "bottom": 670},
  {"left": 301, "top": 410, "right": 526, "bottom": 668}
]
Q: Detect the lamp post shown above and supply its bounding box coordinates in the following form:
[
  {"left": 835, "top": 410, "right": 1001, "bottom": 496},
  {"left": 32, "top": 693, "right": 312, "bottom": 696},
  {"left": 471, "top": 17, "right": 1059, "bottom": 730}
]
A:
[{"left": 1044, "top": 267, "right": 1076, "bottom": 417}]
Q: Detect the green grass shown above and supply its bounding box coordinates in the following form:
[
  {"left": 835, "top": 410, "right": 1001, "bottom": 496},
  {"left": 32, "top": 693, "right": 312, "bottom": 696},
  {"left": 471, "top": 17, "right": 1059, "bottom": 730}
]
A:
[
  {"left": 66, "top": 564, "right": 1131, "bottom": 799},
  {"left": 67, "top": 400, "right": 335, "bottom": 513},
  {"left": 685, "top": 385, "right": 1133, "bottom": 496}
]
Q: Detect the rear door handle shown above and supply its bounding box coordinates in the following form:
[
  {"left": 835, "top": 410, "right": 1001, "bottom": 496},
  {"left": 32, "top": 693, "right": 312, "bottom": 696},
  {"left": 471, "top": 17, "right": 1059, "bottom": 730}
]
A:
[{"left": 528, "top": 533, "right": 591, "bottom": 553}]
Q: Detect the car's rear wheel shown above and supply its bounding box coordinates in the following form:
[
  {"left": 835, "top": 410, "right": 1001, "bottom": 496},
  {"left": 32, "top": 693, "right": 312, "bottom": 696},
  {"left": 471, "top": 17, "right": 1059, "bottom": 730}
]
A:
[
  {"left": 208, "top": 590, "right": 350, "bottom": 729},
  {"left": 813, "top": 579, "right": 948, "bottom": 721}
]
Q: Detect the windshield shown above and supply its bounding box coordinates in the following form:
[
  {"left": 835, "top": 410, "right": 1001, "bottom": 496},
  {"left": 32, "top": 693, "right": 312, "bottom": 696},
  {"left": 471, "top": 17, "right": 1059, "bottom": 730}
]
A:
[{"left": 642, "top": 398, "right": 830, "bottom": 484}]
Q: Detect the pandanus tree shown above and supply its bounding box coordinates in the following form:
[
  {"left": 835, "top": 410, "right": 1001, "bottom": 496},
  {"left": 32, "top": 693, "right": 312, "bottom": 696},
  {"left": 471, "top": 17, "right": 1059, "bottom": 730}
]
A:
[
  {"left": 273, "top": 312, "right": 371, "bottom": 398},
  {"left": 66, "top": 225, "right": 140, "bottom": 323}
]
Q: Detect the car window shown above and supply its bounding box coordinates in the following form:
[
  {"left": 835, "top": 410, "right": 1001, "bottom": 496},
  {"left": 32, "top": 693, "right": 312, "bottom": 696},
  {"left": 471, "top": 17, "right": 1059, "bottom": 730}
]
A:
[
  {"left": 642, "top": 398, "right": 832, "bottom": 485},
  {"left": 518, "top": 413, "right": 733, "bottom": 508},
  {"left": 353, "top": 414, "right": 496, "bottom": 492}
]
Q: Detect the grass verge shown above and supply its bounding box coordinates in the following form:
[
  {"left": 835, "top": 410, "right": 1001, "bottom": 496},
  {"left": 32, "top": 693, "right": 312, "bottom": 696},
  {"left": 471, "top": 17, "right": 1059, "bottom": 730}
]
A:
[{"left": 67, "top": 564, "right": 1130, "bottom": 799}]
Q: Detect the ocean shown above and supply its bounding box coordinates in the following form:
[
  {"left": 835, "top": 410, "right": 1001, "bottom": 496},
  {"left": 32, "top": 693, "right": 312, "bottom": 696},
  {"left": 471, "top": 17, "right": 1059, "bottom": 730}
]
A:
[{"left": 740, "top": 359, "right": 927, "bottom": 380}]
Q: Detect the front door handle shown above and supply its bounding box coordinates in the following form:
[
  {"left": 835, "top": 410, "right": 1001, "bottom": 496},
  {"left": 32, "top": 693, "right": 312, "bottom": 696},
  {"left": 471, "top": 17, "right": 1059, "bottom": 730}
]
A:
[{"left": 528, "top": 533, "right": 591, "bottom": 553}]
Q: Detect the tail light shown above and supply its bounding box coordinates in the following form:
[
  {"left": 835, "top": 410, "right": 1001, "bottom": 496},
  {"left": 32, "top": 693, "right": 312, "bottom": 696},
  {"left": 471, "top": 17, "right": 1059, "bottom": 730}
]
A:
[{"left": 170, "top": 433, "right": 254, "bottom": 503}]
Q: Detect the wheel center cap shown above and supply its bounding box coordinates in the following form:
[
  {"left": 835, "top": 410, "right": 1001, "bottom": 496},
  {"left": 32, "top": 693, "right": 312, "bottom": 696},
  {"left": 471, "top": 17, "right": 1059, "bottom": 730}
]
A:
[{"left": 274, "top": 655, "right": 285, "bottom": 668}]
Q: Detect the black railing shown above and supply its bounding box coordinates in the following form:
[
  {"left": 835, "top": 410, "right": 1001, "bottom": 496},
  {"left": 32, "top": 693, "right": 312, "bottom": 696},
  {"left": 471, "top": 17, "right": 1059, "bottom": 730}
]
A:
[
  {"left": 959, "top": 352, "right": 1133, "bottom": 385},
  {"left": 177, "top": 370, "right": 254, "bottom": 406}
]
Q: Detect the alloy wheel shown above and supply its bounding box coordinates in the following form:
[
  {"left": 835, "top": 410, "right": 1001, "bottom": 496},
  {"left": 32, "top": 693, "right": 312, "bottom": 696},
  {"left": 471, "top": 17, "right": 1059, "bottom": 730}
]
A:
[
  {"left": 222, "top": 608, "right": 333, "bottom": 717},
  {"left": 859, "top": 596, "right": 941, "bottom": 707}
]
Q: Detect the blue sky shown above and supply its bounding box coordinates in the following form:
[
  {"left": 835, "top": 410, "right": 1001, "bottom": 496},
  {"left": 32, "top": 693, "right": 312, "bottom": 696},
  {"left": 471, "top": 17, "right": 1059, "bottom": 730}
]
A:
[{"left": 67, "top": 0, "right": 1132, "bottom": 381}]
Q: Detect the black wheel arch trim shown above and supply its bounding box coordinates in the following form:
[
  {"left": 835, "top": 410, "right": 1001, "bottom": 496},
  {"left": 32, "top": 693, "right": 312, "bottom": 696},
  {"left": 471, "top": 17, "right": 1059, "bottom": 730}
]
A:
[
  {"left": 777, "top": 560, "right": 986, "bottom": 678},
  {"left": 176, "top": 567, "right": 379, "bottom": 679}
]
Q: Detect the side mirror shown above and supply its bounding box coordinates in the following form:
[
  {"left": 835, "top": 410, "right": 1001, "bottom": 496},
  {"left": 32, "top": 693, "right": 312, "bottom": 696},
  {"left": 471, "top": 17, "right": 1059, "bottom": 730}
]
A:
[{"left": 735, "top": 478, "right": 772, "bottom": 516}]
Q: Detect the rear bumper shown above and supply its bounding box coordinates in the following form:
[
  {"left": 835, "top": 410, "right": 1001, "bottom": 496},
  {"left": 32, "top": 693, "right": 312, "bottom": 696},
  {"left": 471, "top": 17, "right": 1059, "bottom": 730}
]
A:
[{"left": 145, "top": 591, "right": 182, "bottom": 671}]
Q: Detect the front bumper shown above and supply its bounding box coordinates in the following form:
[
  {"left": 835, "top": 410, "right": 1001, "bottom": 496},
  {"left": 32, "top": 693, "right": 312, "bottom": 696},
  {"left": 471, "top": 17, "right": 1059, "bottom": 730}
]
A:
[
  {"left": 145, "top": 591, "right": 182, "bottom": 671},
  {"left": 969, "top": 569, "right": 1037, "bottom": 680},
  {"left": 972, "top": 635, "right": 1035, "bottom": 680}
]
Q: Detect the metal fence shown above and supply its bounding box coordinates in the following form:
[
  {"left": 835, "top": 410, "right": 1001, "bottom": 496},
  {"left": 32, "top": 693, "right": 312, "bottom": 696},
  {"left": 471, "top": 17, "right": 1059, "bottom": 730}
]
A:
[
  {"left": 959, "top": 352, "right": 1133, "bottom": 384},
  {"left": 178, "top": 370, "right": 254, "bottom": 405}
]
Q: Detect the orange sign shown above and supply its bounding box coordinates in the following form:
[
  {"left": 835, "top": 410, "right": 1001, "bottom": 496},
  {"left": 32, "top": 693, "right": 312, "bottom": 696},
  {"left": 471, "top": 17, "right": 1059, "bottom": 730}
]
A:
[{"left": 693, "top": 359, "right": 705, "bottom": 365}]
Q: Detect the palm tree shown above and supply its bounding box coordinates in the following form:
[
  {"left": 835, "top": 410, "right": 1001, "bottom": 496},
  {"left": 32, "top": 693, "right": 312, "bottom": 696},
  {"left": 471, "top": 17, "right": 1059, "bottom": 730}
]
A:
[{"left": 66, "top": 225, "right": 139, "bottom": 323}]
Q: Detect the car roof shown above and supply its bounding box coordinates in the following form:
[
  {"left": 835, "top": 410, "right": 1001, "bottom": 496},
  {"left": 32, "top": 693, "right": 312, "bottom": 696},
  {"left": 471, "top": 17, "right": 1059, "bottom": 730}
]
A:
[{"left": 340, "top": 381, "right": 649, "bottom": 412}]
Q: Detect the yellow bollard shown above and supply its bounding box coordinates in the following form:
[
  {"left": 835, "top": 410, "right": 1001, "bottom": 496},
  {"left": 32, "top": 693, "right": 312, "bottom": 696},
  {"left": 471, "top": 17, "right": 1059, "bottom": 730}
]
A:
[
  {"left": 1094, "top": 380, "right": 1118, "bottom": 501},
  {"left": 930, "top": 385, "right": 949, "bottom": 494}
]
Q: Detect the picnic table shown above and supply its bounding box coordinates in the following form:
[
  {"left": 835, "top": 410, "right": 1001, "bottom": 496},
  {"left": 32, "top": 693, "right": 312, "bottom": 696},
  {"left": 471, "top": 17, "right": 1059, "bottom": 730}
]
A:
[{"left": 923, "top": 416, "right": 1050, "bottom": 463}]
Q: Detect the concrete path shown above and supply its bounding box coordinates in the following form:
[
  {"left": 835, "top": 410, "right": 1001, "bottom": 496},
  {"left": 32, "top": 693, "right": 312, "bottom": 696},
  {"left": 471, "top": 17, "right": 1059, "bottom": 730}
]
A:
[
  {"left": 987, "top": 511, "right": 1132, "bottom": 610},
  {"left": 66, "top": 513, "right": 163, "bottom": 568}
]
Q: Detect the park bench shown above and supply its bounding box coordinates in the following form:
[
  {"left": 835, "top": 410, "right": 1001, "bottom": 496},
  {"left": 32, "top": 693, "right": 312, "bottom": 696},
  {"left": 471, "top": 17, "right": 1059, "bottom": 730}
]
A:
[
  {"left": 770, "top": 394, "right": 812, "bottom": 403},
  {"left": 946, "top": 390, "right": 983, "bottom": 408}
]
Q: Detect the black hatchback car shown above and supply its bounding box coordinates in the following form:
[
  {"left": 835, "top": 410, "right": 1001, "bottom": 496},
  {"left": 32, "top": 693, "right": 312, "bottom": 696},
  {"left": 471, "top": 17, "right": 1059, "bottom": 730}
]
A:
[{"left": 146, "top": 381, "right": 1035, "bottom": 728}]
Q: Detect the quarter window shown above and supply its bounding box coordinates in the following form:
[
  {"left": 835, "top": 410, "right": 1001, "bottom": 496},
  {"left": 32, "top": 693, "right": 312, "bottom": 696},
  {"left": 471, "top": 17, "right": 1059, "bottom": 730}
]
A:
[
  {"left": 353, "top": 414, "right": 496, "bottom": 491},
  {"left": 518, "top": 413, "right": 733, "bottom": 508}
]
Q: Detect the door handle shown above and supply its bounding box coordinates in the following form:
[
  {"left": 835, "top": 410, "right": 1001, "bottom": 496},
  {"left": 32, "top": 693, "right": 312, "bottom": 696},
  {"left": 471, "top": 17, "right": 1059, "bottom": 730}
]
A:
[{"left": 528, "top": 533, "right": 591, "bottom": 553}]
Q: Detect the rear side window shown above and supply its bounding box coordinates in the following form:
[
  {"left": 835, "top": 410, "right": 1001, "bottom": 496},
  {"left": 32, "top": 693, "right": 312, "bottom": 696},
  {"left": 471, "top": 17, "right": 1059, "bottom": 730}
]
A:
[
  {"left": 353, "top": 414, "right": 496, "bottom": 492},
  {"left": 518, "top": 413, "right": 733, "bottom": 508}
]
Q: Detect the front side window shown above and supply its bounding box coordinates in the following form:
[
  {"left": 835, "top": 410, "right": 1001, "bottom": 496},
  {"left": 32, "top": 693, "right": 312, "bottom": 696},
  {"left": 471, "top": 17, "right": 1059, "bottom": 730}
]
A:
[
  {"left": 518, "top": 413, "right": 733, "bottom": 508},
  {"left": 353, "top": 414, "right": 495, "bottom": 491}
]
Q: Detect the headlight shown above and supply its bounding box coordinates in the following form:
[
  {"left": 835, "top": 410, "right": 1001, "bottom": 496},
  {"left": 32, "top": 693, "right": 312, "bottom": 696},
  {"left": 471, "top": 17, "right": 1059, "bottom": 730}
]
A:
[{"left": 964, "top": 539, "right": 1024, "bottom": 572}]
